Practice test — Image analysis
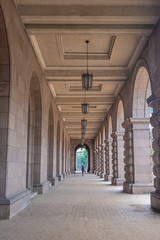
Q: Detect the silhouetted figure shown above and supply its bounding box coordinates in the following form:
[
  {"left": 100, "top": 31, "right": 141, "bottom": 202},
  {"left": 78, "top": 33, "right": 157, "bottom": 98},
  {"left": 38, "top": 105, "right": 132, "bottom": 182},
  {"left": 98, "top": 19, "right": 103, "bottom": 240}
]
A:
[{"left": 81, "top": 165, "right": 85, "bottom": 176}]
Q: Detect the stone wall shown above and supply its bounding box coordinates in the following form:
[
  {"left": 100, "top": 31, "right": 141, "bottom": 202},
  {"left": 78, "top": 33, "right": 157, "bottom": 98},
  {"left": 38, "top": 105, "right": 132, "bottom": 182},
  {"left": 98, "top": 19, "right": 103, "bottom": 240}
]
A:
[{"left": 0, "top": 0, "right": 70, "bottom": 218}]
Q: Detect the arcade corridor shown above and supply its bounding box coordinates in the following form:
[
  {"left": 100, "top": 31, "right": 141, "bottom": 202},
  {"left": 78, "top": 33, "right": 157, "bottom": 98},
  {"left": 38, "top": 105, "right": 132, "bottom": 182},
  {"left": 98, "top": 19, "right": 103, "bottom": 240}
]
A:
[
  {"left": 0, "top": 174, "right": 160, "bottom": 240},
  {"left": 1, "top": 0, "right": 160, "bottom": 228}
]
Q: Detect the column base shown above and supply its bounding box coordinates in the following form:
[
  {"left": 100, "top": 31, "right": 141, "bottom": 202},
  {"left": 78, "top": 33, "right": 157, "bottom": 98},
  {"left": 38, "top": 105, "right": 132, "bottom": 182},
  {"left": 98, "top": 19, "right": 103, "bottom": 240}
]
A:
[
  {"left": 151, "top": 192, "right": 160, "bottom": 211},
  {"left": 0, "top": 189, "right": 31, "bottom": 219},
  {"left": 104, "top": 174, "right": 112, "bottom": 182},
  {"left": 48, "top": 177, "right": 58, "bottom": 186},
  {"left": 96, "top": 171, "right": 100, "bottom": 176},
  {"left": 33, "top": 180, "right": 50, "bottom": 194},
  {"left": 58, "top": 174, "right": 63, "bottom": 182},
  {"left": 123, "top": 182, "right": 154, "bottom": 194},
  {"left": 63, "top": 173, "right": 67, "bottom": 179},
  {"left": 94, "top": 170, "right": 97, "bottom": 175},
  {"left": 100, "top": 172, "right": 104, "bottom": 178},
  {"left": 112, "top": 177, "right": 125, "bottom": 186}
]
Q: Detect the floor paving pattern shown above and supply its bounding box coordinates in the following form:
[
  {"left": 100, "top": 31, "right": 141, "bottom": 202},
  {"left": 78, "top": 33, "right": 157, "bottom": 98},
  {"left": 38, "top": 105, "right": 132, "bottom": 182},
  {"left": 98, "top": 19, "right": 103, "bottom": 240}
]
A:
[{"left": 0, "top": 174, "right": 160, "bottom": 240}]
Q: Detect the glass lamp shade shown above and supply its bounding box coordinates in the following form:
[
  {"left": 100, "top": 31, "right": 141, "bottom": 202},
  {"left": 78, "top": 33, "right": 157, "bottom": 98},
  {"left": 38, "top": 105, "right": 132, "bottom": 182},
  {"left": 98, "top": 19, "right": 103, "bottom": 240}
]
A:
[
  {"left": 82, "top": 73, "right": 93, "bottom": 90},
  {"left": 81, "top": 128, "right": 86, "bottom": 135},
  {"left": 82, "top": 103, "right": 89, "bottom": 114}
]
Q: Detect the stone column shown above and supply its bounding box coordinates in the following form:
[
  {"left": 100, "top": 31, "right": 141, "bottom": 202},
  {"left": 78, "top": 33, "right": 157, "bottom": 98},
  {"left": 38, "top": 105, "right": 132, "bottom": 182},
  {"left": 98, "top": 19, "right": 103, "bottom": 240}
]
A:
[
  {"left": 123, "top": 118, "right": 154, "bottom": 194},
  {"left": 150, "top": 99, "right": 160, "bottom": 210},
  {"left": 100, "top": 144, "right": 105, "bottom": 178},
  {"left": 96, "top": 147, "right": 99, "bottom": 176},
  {"left": 111, "top": 132, "right": 125, "bottom": 185},
  {"left": 94, "top": 150, "right": 97, "bottom": 174},
  {"left": 104, "top": 139, "right": 113, "bottom": 181},
  {"left": 97, "top": 146, "right": 101, "bottom": 176}
]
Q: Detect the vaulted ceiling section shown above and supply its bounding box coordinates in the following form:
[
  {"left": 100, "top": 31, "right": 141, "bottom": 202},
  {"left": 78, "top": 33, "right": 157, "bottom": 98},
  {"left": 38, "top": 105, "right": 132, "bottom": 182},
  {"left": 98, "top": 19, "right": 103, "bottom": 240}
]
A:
[{"left": 15, "top": 0, "right": 160, "bottom": 139}]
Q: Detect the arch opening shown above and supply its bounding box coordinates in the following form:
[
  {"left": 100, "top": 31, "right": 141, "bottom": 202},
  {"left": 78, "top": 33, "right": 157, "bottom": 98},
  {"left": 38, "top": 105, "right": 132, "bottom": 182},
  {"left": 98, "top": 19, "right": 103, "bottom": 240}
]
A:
[
  {"left": 62, "top": 130, "right": 65, "bottom": 175},
  {"left": 26, "top": 73, "right": 42, "bottom": 191},
  {"left": 47, "top": 104, "right": 54, "bottom": 183},
  {"left": 112, "top": 100, "right": 125, "bottom": 186},
  {"left": 0, "top": 6, "right": 10, "bottom": 198},
  {"left": 56, "top": 121, "right": 61, "bottom": 177},
  {"left": 74, "top": 144, "right": 90, "bottom": 173},
  {"left": 107, "top": 116, "right": 113, "bottom": 180},
  {"left": 132, "top": 66, "right": 153, "bottom": 187},
  {"left": 76, "top": 148, "right": 88, "bottom": 172}
]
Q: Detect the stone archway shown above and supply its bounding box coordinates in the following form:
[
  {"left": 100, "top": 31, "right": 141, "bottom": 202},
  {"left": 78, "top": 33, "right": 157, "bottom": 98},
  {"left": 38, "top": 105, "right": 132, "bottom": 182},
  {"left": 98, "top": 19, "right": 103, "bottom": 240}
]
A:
[
  {"left": 123, "top": 66, "right": 153, "bottom": 194},
  {"left": 56, "top": 120, "right": 62, "bottom": 181},
  {"left": 47, "top": 103, "right": 54, "bottom": 185},
  {"left": 74, "top": 144, "right": 90, "bottom": 173},
  {"left": 0, "top": 5, "right": 10, "bottom": 200},
  {"left": 26, "top": 73, "right": 42, "bottom": 193},
  {"left": 105, "top": 116, "right": 113, "bottom": 181},
  {"left": 99, "top": 126, "right": 106, "bottom": 178},
  {"left": 62, "top": 130, "right": 66, "bottom": 178},
  {"left": 112, "top": 100, "right": 125, "bottom": 186}
]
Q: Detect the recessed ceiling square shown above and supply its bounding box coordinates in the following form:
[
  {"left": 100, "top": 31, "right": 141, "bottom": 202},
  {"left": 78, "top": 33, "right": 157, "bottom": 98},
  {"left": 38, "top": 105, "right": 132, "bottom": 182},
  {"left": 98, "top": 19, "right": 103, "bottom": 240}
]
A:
[{"left": 56, "top": 34, "right": 115, "bottom": 60}]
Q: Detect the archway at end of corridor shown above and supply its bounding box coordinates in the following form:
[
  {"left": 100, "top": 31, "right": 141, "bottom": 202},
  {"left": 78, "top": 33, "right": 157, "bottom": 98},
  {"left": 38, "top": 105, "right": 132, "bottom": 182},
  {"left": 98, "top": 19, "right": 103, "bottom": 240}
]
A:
[{"left": 74, "top": 144, "right": 90, "bottom": 173}]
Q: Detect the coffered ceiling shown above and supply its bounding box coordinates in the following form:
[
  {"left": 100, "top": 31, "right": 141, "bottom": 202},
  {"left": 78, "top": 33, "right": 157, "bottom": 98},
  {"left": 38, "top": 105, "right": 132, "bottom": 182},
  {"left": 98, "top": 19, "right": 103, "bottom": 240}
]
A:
[{"left": 15, "top": 0, "right": 160, "bottom": 139}]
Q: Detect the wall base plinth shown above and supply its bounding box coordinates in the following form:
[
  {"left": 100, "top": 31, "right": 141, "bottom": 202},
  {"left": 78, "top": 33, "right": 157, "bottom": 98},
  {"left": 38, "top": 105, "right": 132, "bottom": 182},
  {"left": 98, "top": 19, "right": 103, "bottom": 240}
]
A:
[
  {"left": 97, "top": 171, "right": 100, "bottom": 176},
  {"left": 48, "top": 178, "right": 57, "bottom": 186},
  {"left": 112, "top": 177, "right": 125, "bottom": 186},
  {"left": 63, "top": 173, "right": 66, "bottom": 179},
  {"left": 123, "top": 182, "right": 154, "bottom": 194},
  {"left": 100, "top": 172, "right": 104, "bottom": 178},
  {"left": 52, "top": 177, "right": 58, "bottom": 186},
  {"left": 0, "top": 189, "right": 31, "bottom": 219},
  {"left": 58, "top": 174, "right": 63, "bottom": 182},
  {"left": 151, "top": 192, "right": 160, "bottom": 211},
  {"left": 104, "top": 174, "right": 112, "bottom": 182},
  {"left": 33, "top": 181, "right": 50, "bottom": 194}
]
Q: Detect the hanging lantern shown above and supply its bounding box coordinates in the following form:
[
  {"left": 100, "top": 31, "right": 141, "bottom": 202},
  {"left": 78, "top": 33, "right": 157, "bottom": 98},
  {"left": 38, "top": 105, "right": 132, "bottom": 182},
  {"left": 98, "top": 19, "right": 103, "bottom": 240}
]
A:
[
  {"left": 82, "top": 40, "right": 93, "bottom": 90},
  {"left": 82, "top": 103, "right": 89, "bottom": 114},
  {"left": 81, "top": 119, "right": 87, "bottom": 128},
  {"left": 82, "top": 73, "right": 93, "bottom": 90},
  {"left": 81, "top": 127, "right": 86, "bottom": 135}
]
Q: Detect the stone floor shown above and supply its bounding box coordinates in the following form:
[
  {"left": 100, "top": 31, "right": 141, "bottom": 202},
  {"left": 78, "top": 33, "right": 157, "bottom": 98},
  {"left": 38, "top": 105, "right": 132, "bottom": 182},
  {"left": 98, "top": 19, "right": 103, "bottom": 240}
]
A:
[{"left": 0, "top": 174, "right": 160, "bottom": 240}]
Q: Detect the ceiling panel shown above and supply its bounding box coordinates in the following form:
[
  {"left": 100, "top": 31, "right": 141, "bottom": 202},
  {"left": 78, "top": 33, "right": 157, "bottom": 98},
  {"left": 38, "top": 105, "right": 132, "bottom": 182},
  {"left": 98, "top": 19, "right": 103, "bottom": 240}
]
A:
[{"left": 15, "top": 0, "right": 160, "bottom": 141}]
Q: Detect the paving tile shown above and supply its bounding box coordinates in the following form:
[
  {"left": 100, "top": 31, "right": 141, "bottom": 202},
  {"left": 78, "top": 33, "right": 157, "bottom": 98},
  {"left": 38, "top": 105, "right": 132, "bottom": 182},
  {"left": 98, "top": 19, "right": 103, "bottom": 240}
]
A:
[{"left": 0, "top": 174, "right": 160, "bottom": 240}]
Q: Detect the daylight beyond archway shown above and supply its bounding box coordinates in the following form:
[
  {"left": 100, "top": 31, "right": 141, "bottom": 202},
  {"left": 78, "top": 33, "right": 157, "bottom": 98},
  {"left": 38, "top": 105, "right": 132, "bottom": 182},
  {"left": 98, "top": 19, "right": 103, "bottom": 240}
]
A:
[{"left": 76, "top": 148, "right": 88, "bottom": 171}]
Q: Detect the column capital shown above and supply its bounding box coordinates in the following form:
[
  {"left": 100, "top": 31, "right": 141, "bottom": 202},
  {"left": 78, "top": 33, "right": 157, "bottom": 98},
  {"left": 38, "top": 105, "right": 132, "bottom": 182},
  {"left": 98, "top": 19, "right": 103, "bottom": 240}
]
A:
[
  {"left": 101, "top": 143, "right": 106, "bottom": 148},
  {"left": 122, "top": 118, "right": 150, "bottom": 129},
  {"left": 104, "top": 139, "right": 112, "bottom": 144}
]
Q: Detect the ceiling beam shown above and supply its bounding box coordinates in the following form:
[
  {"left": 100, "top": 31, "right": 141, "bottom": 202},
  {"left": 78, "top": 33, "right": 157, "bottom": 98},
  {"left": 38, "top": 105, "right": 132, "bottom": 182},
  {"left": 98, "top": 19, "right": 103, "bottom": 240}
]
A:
[
  {"left": 56, "top": 96, "right": 114, "bottom": 104},
  {"left": 26, "top": 25, "right": 152, "bottom": 35},
  {"left": 19, "top": 5, "right": 160, "bottom": 17},
  {"left": 22, "top": 15, "right": 158, "bottom": 25},
  {"left": 45, "top": 69, "right": 128, "bottom": 77},
  {"left": 61, "top": 112, "right": 106, "bottom": 118},
  {"left": 47, "top": 79, "right": 125, "bottom": 84}
]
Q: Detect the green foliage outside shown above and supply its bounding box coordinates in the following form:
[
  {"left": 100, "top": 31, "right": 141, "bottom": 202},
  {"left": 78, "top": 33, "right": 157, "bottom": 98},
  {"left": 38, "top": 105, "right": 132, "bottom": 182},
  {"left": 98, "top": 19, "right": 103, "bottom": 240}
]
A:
[{"left": 76, "top": 148, "right": 88, "bottom": 170}]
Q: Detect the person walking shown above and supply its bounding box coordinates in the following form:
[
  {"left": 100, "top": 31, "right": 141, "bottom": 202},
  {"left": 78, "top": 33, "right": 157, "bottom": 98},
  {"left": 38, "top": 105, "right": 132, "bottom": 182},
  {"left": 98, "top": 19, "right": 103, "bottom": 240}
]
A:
[{"left": 81, "top": 164, "right": 85, "bottom": 176}]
